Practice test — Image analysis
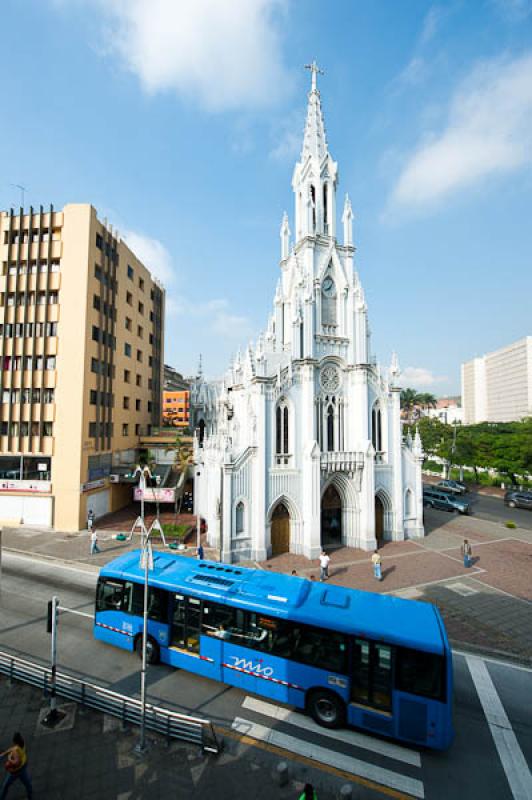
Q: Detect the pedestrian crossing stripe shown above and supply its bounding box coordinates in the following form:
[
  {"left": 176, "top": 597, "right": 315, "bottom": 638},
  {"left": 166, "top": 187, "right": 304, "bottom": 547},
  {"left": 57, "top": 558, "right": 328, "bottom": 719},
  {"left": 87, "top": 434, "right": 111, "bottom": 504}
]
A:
[
  {"left": 232, "top": 716, "right": 425, "bottom": 799},
  {"left": 242, "top": 696, "right": 421, "bottom": 767}
]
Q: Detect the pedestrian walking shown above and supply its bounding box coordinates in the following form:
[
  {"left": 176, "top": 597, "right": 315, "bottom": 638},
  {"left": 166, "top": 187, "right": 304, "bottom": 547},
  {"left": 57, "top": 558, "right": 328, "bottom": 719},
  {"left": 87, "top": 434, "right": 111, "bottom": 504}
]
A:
[
  {"left": 1, "top": 732, "right": 33, "bottom": 799},
  {"left": 298, "top": 783, "right": 318, "bottom": 800},
  {"left": 87, "top": 508, "right": 95, "bottom": 532},
  {"left": 319, "top": 550, "right": 330, "bottom": 581},
  {"left": 197, "top": 544, "right": 204, "bottom": 560},
  {"left": 291, "top": 569, "right": 297, "bottom": 576},
  {"left": 461, "top": 539, "right": 472, "bottom": 568},
  {"left": 371, "top": 549, "right": 382, "bottom": 581},
  {"left": 90, "top": 529, "right": 101, "bottom": 555}
]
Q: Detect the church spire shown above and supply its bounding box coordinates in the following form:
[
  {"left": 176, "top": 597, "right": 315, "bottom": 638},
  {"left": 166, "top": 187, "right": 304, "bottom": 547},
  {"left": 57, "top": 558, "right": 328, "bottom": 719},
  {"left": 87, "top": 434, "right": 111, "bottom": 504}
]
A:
[
  {"left": 301, "top": 61, "right": 328, "bottom": 162},
  {"left": 292, "top": 62, "right": 338, "bottom": 242}
]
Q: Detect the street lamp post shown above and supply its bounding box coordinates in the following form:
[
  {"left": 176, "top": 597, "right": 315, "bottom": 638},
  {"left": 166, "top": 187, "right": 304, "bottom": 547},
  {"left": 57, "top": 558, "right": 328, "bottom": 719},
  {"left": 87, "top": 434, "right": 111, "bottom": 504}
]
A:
[
  {"left": 132, "top": 463, "right": 152, "bottom": 754},
  {"left": 196, "top": 469, "right": 201, "bottom": 552}
]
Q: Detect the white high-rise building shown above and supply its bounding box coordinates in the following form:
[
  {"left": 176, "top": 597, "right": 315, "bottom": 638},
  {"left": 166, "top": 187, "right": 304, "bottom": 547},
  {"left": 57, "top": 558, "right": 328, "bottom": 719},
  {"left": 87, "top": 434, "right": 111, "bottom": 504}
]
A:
[
  {"left": 462, "top": 337, "right": 532, "bottom": 424},
  {"left": 191, "top": 65, "right": 424, "bottom": 563}
]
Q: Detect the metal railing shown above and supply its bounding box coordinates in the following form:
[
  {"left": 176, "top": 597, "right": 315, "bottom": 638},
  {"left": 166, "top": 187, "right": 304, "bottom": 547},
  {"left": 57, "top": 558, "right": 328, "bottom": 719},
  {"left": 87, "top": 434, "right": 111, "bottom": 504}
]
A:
[{"left": 0, "top": 649, "right": 220, "bottom": 753}]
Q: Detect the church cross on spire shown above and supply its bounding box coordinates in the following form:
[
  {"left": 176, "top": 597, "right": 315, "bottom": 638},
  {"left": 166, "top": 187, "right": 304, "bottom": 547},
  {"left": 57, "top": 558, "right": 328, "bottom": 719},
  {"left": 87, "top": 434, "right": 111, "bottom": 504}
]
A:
[{"left": 305, "top": 60, "right": 324, "bottom": 93}]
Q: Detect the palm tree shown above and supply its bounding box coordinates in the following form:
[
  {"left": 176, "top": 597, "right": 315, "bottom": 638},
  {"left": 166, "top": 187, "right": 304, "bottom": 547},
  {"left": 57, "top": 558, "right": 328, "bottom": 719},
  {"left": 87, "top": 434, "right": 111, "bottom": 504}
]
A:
[
  {"left": 400, "top": 388, "right": 418, "bottom": 419},
  {"left": 417, "top": 392, "right": 437, "bottom": 412}
]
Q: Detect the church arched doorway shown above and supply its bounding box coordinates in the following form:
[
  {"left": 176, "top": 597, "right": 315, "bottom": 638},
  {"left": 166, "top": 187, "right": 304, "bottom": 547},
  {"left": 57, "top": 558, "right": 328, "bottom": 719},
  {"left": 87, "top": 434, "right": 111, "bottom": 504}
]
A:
[
  {"left": 271, "top": 502, "right": 290, "bottom": 555},
  {"left": 321, "top": 484, "right": 342, "bottom": 546},
  {"left": 375, "top": 495, "right": 384, "bottom": 545}
]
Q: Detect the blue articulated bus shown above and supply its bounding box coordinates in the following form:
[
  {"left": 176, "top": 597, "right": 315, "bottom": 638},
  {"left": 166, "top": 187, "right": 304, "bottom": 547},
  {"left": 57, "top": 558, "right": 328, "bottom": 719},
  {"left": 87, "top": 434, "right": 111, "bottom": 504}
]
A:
[{"left": 94, "top": 551, "right": 454, "bottom": 750}]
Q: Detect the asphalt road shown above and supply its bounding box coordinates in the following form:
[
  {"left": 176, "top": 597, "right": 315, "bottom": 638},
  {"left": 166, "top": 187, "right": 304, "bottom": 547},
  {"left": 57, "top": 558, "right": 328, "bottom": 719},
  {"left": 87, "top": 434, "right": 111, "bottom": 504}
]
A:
[
  {"left": 467, "top": 491, "right": 532, "bottom": 529},
  {"left": 1, "top": 553, "right": 531, "bottom": 800}
]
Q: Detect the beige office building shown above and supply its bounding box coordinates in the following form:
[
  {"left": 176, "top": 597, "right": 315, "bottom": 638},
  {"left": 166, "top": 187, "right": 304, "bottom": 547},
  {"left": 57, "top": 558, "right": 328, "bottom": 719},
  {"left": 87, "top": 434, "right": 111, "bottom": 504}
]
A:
[
  {"left": 461, "top": 337, "right": 532, "bottom": 424},
  {"left": 0, "top": 203, "right": 164, "bottom": 530}
]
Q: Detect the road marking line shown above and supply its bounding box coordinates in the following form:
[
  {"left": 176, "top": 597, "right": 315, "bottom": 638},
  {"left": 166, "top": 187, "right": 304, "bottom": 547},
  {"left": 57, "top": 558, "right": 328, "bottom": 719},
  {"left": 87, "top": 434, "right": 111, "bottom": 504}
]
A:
[
  {"left": 3, "top": 550, "right": 99, "bottom": 577},
  {"left": 454, "top": 650, "right": 532, "bottom": 674},
  {"left": 232, "top": 717, "right": 424, "bottom": 799},
  {"left": 466, "top": 655, "right": 532, "bottom": 800},
  {"left": 242, "top": 696, "right": 420, "bottom": 767}
]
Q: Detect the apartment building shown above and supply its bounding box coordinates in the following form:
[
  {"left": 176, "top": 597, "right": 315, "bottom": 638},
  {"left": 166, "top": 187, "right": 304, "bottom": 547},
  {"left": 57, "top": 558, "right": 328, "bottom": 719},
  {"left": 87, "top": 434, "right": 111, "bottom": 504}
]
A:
[
  {"left": 0, "top": 203, "right": 164, "bottom": 530},
  {"left": 162, "top": 390, "right": 190, "bottom": 427},
  {"left": 461, "top": 336, "right": 532, "bottom": 424}
]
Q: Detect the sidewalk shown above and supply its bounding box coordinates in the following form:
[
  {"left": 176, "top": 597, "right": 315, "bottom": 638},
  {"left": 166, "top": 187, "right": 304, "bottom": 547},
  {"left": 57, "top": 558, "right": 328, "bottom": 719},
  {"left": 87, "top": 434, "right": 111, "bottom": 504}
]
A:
[
  {"left": 2, "top": 506, "right": 532, "bottom": 665},
  {"left": 0, "top": 678, "right": 382, "bottom": 800}
]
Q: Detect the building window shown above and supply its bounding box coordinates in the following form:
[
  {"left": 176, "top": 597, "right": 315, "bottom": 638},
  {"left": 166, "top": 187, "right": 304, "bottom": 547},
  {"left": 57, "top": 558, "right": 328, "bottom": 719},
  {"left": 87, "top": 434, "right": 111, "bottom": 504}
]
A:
[
  {"left": 122, "top": 424, "right": 129, "bottom": 436},
  {"left": 96, "top": 233, "right": 103, "bottom": 250},
  {"left": 43, "top": 388, "right": 54, "bottom": 403},
  {"left": 136, "top": 349, "right": 142, "bottom": 362},
  {"left": 147, "top": 401, "right": 152, "bottom": 412},
  {"left": 93, "top": 295, "right": 101, "bottom": 311},
  {"left": 235, "top": 502, "right": 245, "bottom": 534},
  {"left": 125, "top": 317, "right": 132, "bottom": 331},
  {"left": 124, "top": 343, "right": 131, "bottom": 357},
  {"left": 138, "top": 301, "right": 144, "bottom": 315},
  {"left": 89, "top": 422, "right": 97, "bottom": 438},
  {"left": 42, "top": 422, "right": 53, "bottom": 437},
  {"left": 124, "top": 369, "right": 130, "bottom": 383},
  {"left": 127, "top": 265, "right": 134, "bottom": 280},
  {"left": 137, "top": 325, "right": 143, "bottom": 338},
  {"left": 20, "top": 422, "right": 29, "bottom": 437},
  {"left": 371, "top": 404, "right": 382, "bottom": 453},
  {"left": 327, "top": 405, "right": 335, "bottom": 452},
  {"left": 139, "top": 277, "right": 144, "bottom": 291},
  {"left": 90, "top": 390, "right": 97, "bottom": 404},
  {"left": 136, "top": 374, "right": 142, "bottom": 387},
  {"left": 275, "top": 401, "right": 290, "bottom": 465},
  {"left": 45, "top": 356, "right": 56, "bottom": 370},
  {"left": 135, "top": 399, "right": 141, "bottom": 411},
  {"left": 135, "top": 424, "right": 141, "bottom": 435},
  {"left": 126, "top": 291, "right": 132, "bottom": 305},
  {"left": 123, "top": 396, "right": 130, "bottom": 410},
  {"left": 92, "top": 326, "right": 100, "bottom": 343}
]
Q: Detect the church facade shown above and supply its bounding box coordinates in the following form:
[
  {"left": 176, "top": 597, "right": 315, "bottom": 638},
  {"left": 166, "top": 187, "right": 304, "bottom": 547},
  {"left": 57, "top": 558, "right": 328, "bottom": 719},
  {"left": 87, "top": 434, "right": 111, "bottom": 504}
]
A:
[{"left": 191, "top": 66, "right": 424, "bottom": 563}]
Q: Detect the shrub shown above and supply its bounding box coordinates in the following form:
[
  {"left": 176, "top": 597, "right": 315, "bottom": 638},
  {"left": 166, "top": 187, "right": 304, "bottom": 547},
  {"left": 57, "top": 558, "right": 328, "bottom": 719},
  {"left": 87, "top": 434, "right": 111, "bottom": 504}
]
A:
[
  {"left": 505, "top": 521, "right": 517, "bottom": 529},
  {"left": 160, "top": 523, "right": 190, "bottom": 541}
]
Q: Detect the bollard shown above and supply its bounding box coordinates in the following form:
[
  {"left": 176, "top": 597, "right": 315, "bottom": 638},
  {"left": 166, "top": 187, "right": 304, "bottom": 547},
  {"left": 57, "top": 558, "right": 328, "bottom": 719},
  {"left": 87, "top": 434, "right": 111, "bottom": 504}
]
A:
[
  {"left": 276, "top": 761, "right": 289, "bottom": 787},
  {"left": 338, "top": 784, "right": 354, "bottom": 800}
]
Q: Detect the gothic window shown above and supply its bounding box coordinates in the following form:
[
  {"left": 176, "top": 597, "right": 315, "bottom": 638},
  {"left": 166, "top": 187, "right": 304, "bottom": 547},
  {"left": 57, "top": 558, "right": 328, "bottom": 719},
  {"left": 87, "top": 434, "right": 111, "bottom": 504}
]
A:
[
  {"left": 327, "top": 404, "right": 335, "bottom": 452},
  {"left": 321, "top": 275, "right": 337, "bottom": 328},
  {"left": 198, "top": 418, "right": 206, "bottom": 447},
  {"left": 405, "top": 489, "right": 414, "bottom": 519},
  {"left": 310, "top": 185, "right": 316, "bottom": 231},
  {"left": 371, "top": 404, "right": 382, "bottom": 453},
  {"left": 235, "top": 502, "right": 245, "bottom": 534},
  {"left": 323, "top": 183, "right": 328, "bottom": 233},
  {"left": 299, "top": 321, "right": 304, "bottom": 358},
  {"left": 276, "top": 400, "right": 290, "bottom": 465}
]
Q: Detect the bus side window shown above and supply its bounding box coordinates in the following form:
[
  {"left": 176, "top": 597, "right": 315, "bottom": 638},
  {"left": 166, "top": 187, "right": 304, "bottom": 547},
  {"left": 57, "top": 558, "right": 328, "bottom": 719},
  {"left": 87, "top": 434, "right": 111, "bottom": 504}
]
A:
[
  {"left": 396, "top": 648, "right": 445, "bottom": 701},
  {"left": 122, "top": 581, "right": 143, "bottom": 615},
  {"left": 148, "top": 587, "right": 168, "bottom": 622},
  {"left": 296, "top": 627, "right": 347, "bottom": 673},
  {"left": 96, "top": 579, "right": 125, "bottom": 612}
]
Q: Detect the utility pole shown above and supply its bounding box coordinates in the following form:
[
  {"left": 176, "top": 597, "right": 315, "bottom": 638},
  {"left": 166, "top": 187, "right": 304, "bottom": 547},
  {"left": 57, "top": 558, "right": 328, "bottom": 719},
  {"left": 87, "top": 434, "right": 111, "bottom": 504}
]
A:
[{"left": 42, "top": 595, "right": 64, "bottom": 727}]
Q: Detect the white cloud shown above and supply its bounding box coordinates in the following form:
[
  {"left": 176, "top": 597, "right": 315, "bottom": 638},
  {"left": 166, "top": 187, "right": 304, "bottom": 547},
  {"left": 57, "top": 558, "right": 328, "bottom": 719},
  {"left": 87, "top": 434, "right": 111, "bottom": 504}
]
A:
[
  {"left": 77, "top": 0, "right": 291, "bottom": 112},
  {"left": 122, "top": 229, "right": 175, "bottom": 285},
  {"left": 388, "top": 53, "right": 532, "bottom": 210},
  {"left": 401, "top": 367, "right": 447, "bottom": 389},
  {"left": 167, "top": 295, "right": 253, "bottom": 341},
  {"left": 419, "top": 6, "right": 444, "bottom": 46}
]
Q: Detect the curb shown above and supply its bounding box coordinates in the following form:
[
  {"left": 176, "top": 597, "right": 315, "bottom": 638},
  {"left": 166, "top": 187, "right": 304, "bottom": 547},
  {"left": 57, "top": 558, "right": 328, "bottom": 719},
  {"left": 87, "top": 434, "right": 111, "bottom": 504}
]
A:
[
  {"left": 2, "top": 547, "right": 100, "bottom": 574},
  {"left": 450, "top": 638, "right": 532, "bottom": 669}
]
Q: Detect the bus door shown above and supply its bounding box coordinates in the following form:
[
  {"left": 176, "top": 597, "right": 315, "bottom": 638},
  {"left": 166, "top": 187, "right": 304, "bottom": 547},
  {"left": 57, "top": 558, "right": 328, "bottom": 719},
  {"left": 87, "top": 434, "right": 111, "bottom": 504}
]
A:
[
  {"left": 348, "top": 638, "right": 393, "bottom": 733},
  {"left": 168, "top": 594, "right": 221, "bottom": 680}
]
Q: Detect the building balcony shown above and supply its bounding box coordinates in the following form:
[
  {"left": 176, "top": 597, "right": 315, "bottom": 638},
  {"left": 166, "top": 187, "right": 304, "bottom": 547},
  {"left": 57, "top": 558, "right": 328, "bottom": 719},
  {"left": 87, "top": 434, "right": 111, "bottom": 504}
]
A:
[{"left": 320, "top": 451, "right": 364, "bottom": 477}]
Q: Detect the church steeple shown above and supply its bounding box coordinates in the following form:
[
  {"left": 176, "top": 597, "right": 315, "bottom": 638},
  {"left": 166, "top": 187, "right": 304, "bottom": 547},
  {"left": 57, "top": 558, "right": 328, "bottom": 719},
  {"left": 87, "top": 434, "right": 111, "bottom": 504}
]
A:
[
  {"left": 301, "top": 61, "right": 328, "bottom": 162},
  {"left": 292, "top": 62, "right": 338, "bottom": 243}
]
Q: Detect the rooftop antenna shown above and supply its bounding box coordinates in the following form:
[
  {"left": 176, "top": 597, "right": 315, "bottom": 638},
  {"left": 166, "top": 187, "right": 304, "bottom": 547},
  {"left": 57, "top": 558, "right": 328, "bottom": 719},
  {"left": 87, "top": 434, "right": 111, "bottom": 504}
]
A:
[{"left": 10, "top": 184, "right": 26, "bottom": 208}]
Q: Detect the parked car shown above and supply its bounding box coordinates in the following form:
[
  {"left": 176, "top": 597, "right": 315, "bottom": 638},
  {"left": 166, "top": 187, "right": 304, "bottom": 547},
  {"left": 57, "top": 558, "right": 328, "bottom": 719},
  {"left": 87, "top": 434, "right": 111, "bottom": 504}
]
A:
[
  {"left": 423, "top": 486, "right": 470, "bottom": 514},
  {"left": 504, "top": 490, "right": 532, "bottom": 510},
  {"left": 435, "top": 479, "right": 467, "bottom": 495}
]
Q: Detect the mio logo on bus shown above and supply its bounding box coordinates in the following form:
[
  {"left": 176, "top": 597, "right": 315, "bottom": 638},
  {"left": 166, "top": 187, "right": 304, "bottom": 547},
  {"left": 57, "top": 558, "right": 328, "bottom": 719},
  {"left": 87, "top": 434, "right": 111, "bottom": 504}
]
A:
[{"left": 228, "top": 655, "right": 274, "bottom": 678}]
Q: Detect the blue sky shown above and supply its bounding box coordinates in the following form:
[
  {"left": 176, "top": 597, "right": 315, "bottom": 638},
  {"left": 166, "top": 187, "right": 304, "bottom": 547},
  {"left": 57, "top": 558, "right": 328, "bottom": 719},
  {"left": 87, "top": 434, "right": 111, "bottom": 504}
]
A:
[{"left": 2, "top": 0, "right": 532, "bottom": 394}]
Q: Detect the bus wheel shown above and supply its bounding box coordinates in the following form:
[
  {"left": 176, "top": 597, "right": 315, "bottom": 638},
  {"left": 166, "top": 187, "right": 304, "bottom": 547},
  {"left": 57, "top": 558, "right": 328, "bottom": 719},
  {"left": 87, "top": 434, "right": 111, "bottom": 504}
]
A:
[
  {"left": 135, "top": 635, "right": 160, "bottom": 665},
  {"left": 307, "top": 690, "right": 345, "bottom": 729}
]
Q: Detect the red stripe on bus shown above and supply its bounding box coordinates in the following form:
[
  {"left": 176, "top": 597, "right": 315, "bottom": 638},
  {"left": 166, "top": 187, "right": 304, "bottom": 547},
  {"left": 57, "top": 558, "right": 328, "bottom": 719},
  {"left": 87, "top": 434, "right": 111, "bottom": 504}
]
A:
[
  {"left": 222, "top": 662, "right": 302, "bottom": 690},
  {"left": 96, "top": 622, "right": 133, "bottom": 637}
]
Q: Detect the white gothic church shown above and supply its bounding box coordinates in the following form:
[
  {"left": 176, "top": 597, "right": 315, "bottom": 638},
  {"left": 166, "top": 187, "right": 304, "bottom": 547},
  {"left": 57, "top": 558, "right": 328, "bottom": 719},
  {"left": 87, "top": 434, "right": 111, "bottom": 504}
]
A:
[{"left": 191, "top": 65, "right": 424, "bottom": 563}]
